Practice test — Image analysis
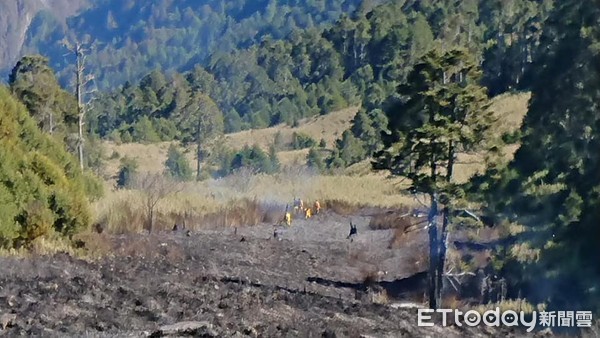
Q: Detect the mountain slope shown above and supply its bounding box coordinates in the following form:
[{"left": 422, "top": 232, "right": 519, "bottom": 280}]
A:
[
  {"left": 0, "top": 0, "right": 88, "bottom": 74},
  {"left": 100, "top": 92, "right": 529, "bottom": 177},
  {"left": 3, "top": 0, "right": 384, "bottom": 88}
]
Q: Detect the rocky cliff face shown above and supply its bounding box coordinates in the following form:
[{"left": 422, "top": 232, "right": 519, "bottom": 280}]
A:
[{"left": 0, "top": 0, "right": 88, "bottom": 73}]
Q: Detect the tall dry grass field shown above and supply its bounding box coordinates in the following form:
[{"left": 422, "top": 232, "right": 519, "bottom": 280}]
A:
[
  {"left": 92, "top": 93, "right": 531, "bottom": 233},
  {"left": 92, "top": 167, "right": 417, "bottom": 233}
]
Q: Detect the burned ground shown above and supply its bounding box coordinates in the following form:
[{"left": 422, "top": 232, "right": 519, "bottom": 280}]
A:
[{"left": 0, "top": 210, "right": 528, "bottom": 337}]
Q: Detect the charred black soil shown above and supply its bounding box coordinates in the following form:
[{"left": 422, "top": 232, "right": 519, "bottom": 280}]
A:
[{"left": 0, "top": 211, "right": 523, "bottom": 337}]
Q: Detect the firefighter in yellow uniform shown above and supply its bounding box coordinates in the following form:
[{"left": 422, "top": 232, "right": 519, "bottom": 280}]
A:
[
  {"left": 283, "top": 205, "right": 292, "bottom": 226},
  {"left": 285, "top": 211, "right": 292, "bottom": 226},
  {"left": 305, "top": 207, "right": 312, "bottom": 219}
]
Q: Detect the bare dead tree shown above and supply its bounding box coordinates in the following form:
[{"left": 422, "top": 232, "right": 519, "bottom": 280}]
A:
[
  {"left": 133, "top": 172, "right": 182, "bottom": 232},
  {"left": 63, "top": 39, "right": 96, "bottom": 170}
]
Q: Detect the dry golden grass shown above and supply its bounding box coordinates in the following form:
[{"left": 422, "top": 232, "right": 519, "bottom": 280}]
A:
[
  {"left": 451, "top": 91, "right": 531, "bottom": 183},
  {"left": 100, "top": 92, "right": 529, "bottom": 183},
  {"left": 102, "top": 141, "right": 197, "bottom": 180},
  {"left": 490, "top": 92, "right": 531, "bottom": 133},
  {"left": 223, "top": 106, "right": 358, "bottom": 151},
  {"left": 0, "top": 235, "right": 80, "bottom": 258},
  {"left": 470, "top": 299, "right": 546, "bottom": 314},
  {"left": 101, "top": 107, "right": 357, "bottom": 179},
  {"left": 91, "top": 170, "right": 416, "bottom": 232},
  {"left": 277, "top": 149, "right": 311, "bottom": 166}
]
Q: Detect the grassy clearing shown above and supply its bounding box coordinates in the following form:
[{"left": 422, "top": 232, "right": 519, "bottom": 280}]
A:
[
  {"left": 222, "top": 106, "right": 358, "bottom": 151},
  {"left": 92, "top": 169, "right": 415, "bottom": 233},
  {"left": 101, "top": 107, "right": 357, "bottom": 179},
  {"left": 100, "top": 93, "right": 529, "bottom": 182},
  {"left": 92, "top": 92, "right": 530, "bottom": 233}
]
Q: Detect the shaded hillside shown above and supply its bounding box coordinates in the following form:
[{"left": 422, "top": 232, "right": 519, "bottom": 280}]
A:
[
  {"left": 5, "top": 0, "right": 385, "bottom": 88},
  {"left": 0, "top": 0, "right": 88, "bottom": 74}
]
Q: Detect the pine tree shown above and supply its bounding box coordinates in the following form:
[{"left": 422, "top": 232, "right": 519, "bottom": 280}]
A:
[
  {"left": 476, "top": 0, "right": 600, "bottom": 312},
  {"left": 173, "top": 92, "right": 224, "bottom": 180},
  {"left": 9, "top": 55, "right": 77, "bottom": 135},
  {"left": 373, "top": 48, "right": 497, "bottom": 309},
  {"left": 336, "top": 130, "right": 366, "bottom": 166}
]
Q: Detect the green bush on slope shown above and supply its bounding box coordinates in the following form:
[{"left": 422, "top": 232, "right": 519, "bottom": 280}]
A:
[{"left": 0, "top": 86, "right": 99, "bottom": 248}]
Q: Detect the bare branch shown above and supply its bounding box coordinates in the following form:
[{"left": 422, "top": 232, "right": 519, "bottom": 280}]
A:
[{"left": 132, "top": 173, "right": 183, "bottom": 232}]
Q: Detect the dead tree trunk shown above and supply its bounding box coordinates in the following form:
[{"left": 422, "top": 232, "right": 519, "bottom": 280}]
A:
[
  {"left": 436, "top": 141, "right": 455, "bottom": 306},
  {"left": 436, "top": 206, "right": 451, "bottom": 306},
  {"left": 65, "top": 41, "right": 94, "bottom": 171},
  {"left": 427, "top": 193, "right": 439, "bottom": 309},
  {"left": 75, "top": 43, "right": 85, "bottom": 170}
]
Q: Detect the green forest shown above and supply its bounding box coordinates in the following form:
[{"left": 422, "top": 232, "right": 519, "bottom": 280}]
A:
[
  {"left": 1, "top": 0, "right": 600, "bottom": 320},
  {"left": 78, "top": 0, "right": 552, "bottom": 170}
]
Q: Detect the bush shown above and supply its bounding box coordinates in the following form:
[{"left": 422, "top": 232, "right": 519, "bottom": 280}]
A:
[
  {"left": 116, "top": 156, "right": 138, "bottom": 188},
  {"left": 17, "top": 200, "right": 55, "bottom": 243},
  {"left": 85, "top": 135, "right": 107, "bottom": 176},
  {"left": 81, "top": 171, "right": 105, "bottom": 201},
  {"left": 108, "top": 130, "right": 122, "bottom": 144},
  {"left": 164, "top": 144, "right": 193, "bottom": 181},
  {"left": 306, "top": 147, "right": 325, "bottom": 173},
  {"left": 0, "top": 87, "right": 96, "bottom": 248},
  {"left": 291, "top": 132, "right": 316, "bottom": 149},
  {"left": 120, "top": 130, "right": 133, "bottom": 143},
  {"left": 219, "top": 145, "right": 280, "bottom": 176}
]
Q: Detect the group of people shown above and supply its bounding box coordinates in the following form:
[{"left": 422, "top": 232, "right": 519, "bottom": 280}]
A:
[{"left": 282, "top": 198, "right": 321, "bottom": 226}]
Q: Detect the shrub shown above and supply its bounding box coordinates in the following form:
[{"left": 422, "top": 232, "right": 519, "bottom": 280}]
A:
[
  {"left": 153, "top": 118, "right": 179, "bottom": 141},
  {"left": 306, "top": 147, "right": 325, "bottom": 173},
  {"left": 0, "top": 87, "right": 96, "bottom": 248},
  {"left": 81, "top": 171, "right": 105, "bottom": 201},
  {"left": 164, "top": 144, "right": 193, "bottom": 181},
  {"left": 116, "top": 156, "right": 138, "bottom": 188},
  {"left": 226, "top": 145, "right": 278, "bottom": 175},
  {"left": 108, "top": 130, "right": 122, "bottom": 144},
  {"left": 291, "top": 132, "right": 316, "bottom": 149},
  {"left": 120, "top": 129, "right": 133, "bottom": 143}
]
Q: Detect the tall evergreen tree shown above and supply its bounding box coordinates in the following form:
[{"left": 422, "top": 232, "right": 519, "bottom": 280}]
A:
[
  {"left": 373, "top": 48, "right": 497, "bottom": 308},
  {"left": 9, "top": 55, "right": 77, "bottom": 135},
  {"left": 174, "top": 92, "right": 224, "bottom": 179},
  {"left": 475, "top": 0, "right": 600, "bottom": 312}
]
